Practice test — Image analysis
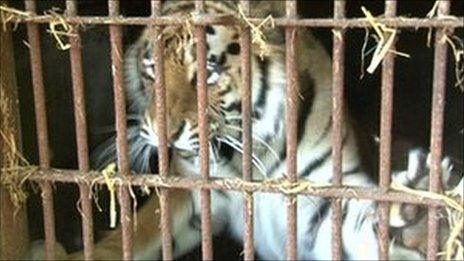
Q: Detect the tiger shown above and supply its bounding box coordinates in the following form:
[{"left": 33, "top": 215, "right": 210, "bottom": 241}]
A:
[{"left": 28, "top": 1, "right": 463, "bottom": 260}]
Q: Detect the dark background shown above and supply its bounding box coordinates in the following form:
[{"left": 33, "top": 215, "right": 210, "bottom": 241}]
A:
[{"left": 7, "top": 0, "right": 464, "bottom": 259}]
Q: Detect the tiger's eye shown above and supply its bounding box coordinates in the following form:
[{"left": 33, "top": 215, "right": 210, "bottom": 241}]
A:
[{"left": 226, "top": 42, "right": 240, "bottom": 55}]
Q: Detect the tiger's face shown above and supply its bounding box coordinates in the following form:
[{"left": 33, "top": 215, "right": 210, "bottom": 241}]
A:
[{"left": 137, "top": 25, "right": 245, "bottom": 159}]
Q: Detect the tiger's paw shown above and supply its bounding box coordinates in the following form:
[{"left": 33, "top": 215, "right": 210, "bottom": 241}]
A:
[{"left": 389, "top": 148, "right": 463, "bottom": 255}]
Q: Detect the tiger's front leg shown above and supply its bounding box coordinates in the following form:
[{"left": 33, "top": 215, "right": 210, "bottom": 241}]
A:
[
  {"left": 87, "top": 189, "right": 200, "bottom": 260},
  {"left": 30, "top": 189, "right": 201, "bottom": 260}
]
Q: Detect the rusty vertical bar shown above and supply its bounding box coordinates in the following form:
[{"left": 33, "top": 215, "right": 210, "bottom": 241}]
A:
[
  {"left": 285, "top": 1, "right": 298, "bottom": 260},
  {"left": 331, "top": 0, "right": 345, "bottom": 259},
  {"left": 195, "top": 1, "right": 213, "bottom": 260},
  {"left": 0, "top": 13, "right": 29, "bottom": 259},
  {"left": 378, "top": 1, "right": 397, "bottom": 260},
  {"left": 108, "top": 1, "right": 133, "bottom": 260},
  {"left": 239, "top": 0, "right": 254, "bottom": 260},
  {"left": 24, "top": 1, "right": 56, "bottom": 259},
  {"left": 65, "top": 1, "right": 94, "bottom": 259},
  {"left": 427, "top": 1, "right": 450, "bottom": 259},
  {"left": 151, "top": 1, "right": 173, "bottom": 260}
]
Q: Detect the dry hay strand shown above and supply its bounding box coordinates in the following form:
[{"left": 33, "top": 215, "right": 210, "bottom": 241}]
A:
[
  {"left": 127, "top": 184, "right": 139, "bottom": 232},
  {"left": 440, "top": 179, "right": 464, "bottom": 260},
  {"left": 95, "top": 166, "right": 139, "bottom": 230},
  {"left": 391, "top": 180, "right": 464, "bottom": 260},
  {"left": 0, "top": 85, "right": 35, "bottom": 213},
  {"left": 219, "top": 177, "right": 331, "bottom": 195},
  {"left": 237, "top": 3, "right": 275, "bottom": 59},
  {"left": 44, "top": 8, "right": 78, "bottom": 51},
  {"left": 360, "top": 6, "right": 410, "bottom": 74},
  {"left": 0, "top": 5, "right": 80, "bottom": 50},
  {"left": 425, "top": 1, "right": 461, "bottom": 48},
  {"left": 0, "top": 4, "right": 30, "bottom": 31},
  {"left": 99, "top": 163, "right": 119, "bottom": 228},
  {"left": 425, "top": 1, "right": 463, "bottom": 92},
  {"left": 443, "top": 34, "right": 464, "bottom": 91}
]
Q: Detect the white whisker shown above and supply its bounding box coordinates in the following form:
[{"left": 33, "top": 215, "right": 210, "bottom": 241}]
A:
[
  {"left": 224, "top": 124, "right": 280, "bottom": 161},
  {"left": 216, "top": 136, "right": 267, "bottom": 177},
  {"left": 225, "top": 135, "right": 269, "bottom": 176},
  {"left": 209, "top": 144, "right": 218, "bottom": 176}
]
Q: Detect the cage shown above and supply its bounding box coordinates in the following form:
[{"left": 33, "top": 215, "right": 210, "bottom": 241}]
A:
[{"left": 0, "top": 0, "right": 463, "bottom": 260}]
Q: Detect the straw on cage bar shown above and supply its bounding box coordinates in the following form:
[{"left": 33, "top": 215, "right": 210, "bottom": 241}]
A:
[
  {"left": 0, "top": 18, "right": 29, "bottom": 259},
  {"left": 331, "top": 0, "right": 345, "bottom": 259},
  {"left": 20, "top": 169, "right": 459, "bottom": 207},
  {"left": 1, "top": 12, "right": 463, "bottom": 28}
]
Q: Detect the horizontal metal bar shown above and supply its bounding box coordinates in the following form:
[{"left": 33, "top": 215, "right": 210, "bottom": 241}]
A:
[
  {"left": 5, "top": 15, "right": 463, "bottom": 28},
  {"left": 16, "top": 169, "right": 452, "bottom": 207}
]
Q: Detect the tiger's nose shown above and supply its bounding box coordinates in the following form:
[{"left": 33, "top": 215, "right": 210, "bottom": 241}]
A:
[
  {"left": 207, "top": 60, "right": 223, "bottom": 85},
  {"left": 208, "top": 54, "right": 217, "bottom": 63}
]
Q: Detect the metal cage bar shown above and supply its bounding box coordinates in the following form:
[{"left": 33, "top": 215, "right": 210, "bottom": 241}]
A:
[
  {"left": 427, "top": 1, "right": 451, "bottom": 259},
  {"left": 65, "top": 1, "right": 95, "bottom": 259},
  {"left": 150, "top": 1, "right": 174, "bottom": 259},
  {"left": 285, "top": 1, "right": 298, "bottom": 260},
  {"left": 238, "top": 0, "right": 255, "bottom": 260},
  {"left": 331, "top": 0, "right": 346, "bottom": 259},
  {"left": 377, "top": 1, "right": 398, "bottom": 259},
  {"left": 108, "top": 1, "right": 134, "bottom": 260},
  {"left": 21, "top": 169, "right": 451, "bottom": 207},
  {"left": 24, "top": 1, "right": 57, "bottom": 260},
  {"left": 8, "top": 15, "right": 463, "bottom": 28},
  {"left": 195, "top": 1, "right": 214, "bottom": 259}
]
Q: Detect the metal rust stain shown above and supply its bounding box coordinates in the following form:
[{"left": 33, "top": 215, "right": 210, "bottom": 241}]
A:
[
  {"left": 377, "top": 1, "right": 397, "bottom": 259},
  {"left": 151, "top": 1, "right": 174, "bottom": 260},
  {"left": 65, "top": 1, "right": 94, "bottom": 259},
  {"left": 239, "top": 1, "right": 254, "bottom": 259},
  {"left": 108, "top": 1, "right": 133, "bottom": 260},
  {"left": 428, "top": 1, "right": 450, "bottom": 259},
  {"left": 331, "top": 1, "right": 345, "bottom": 259},
  {"left": 285, "top": 1, "right": 298, "bottom": 259},
  {"left": 23, "top": 170, "right": 451, "bottom": 207},
  {"left": 24, "top": 0, "right": 56, "bottom": 260},
  {"left": 195, "top": 2, "right": 214, "bottom": 259}
]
